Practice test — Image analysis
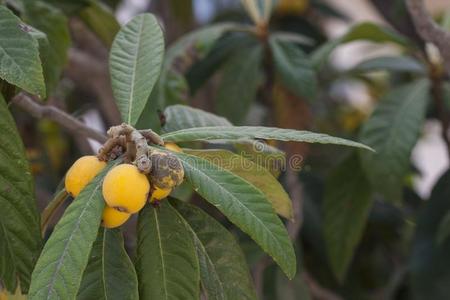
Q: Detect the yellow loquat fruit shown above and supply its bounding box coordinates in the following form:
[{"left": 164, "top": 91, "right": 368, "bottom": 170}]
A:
[
  {"left": 149, "top": 186, "right": 172, "bottom": 203},
  {"left": 164, "top": 143, "right": 183, "bottom": 153},
  {"left": 65, "top": 155, "right": 106, "bottom": 197},
  {"left": 102, "top": 164, "right": 150, "bottom": 214},
  {"left": 101, "top": 206, "right": 131, "bottom": 228}
]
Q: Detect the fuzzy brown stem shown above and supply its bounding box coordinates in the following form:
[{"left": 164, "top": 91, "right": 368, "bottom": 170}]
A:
[
  {"left": 97, "top": 135, "right": 126, "bottom": 161},
  {"left": 139, "top": 129, "right": 164, "bottom": 146},
  {"left": 12, "top": 92, "right": 107, "bottom": 143},
  {"left": 107, "top": 123, "right": 152, "bottom": 173}
]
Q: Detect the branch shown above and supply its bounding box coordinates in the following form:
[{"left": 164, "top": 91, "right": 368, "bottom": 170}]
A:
[
  {"left": 12, "top": 93, "right": 107, "bottom": 143},
  {"left": 406, "top": 0, "right": 450, "bottom": 75}
]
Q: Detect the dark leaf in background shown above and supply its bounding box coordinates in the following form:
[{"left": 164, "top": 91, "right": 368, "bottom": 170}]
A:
[
  {"left": 215, "top": 45, "right": 263, "bottom": 124},
  {"left": 359, "top": 79, "right": 430, "bottom": 202},
  {"left": 351, "top": 56, "right": 426, "bottom": 75},
  {"left": 323, "top": 153, "right": 373, "bottom": 282},
  {"left": 410, "top": 170, "right": 450, "bottom": 300}
]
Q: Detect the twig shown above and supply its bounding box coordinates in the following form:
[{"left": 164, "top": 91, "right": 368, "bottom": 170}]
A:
[
  {"left": 12, "top": 92, "right": 107, "bottom": 143},
  {"left": 406, "top": 0, "right": 450, "bottom": 158},
  {"left": 406, "top": 0, "right": 450, "bottom": 76},
  {"left": 303, "top": 272, "right": 343, "bottom": 300}
]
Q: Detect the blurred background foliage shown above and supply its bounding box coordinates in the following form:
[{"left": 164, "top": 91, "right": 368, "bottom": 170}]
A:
[{"left": 4, "top": 0, "right": 450, "bottom": 299}]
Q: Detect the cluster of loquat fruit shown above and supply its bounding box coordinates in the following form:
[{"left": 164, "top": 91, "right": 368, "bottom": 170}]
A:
[{"left": 64, "top": 142, "right": 184, "bottom": 229}]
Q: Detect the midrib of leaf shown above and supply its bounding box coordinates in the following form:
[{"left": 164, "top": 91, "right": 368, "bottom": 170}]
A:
[
  {"left": 46, "top": 184, "right": 102, "bottom": 299},
  {"left": 127, "top": 18, "right": 144, "bottom": 124},
  {"left": 183, "top": 157, "right": 285, "bottom": 265},
  {"left": 154, "top": 208, "right": 169, "bottom": 300},
  {"left": 171, "top": 208, "right": 225, "bottom": 299}
]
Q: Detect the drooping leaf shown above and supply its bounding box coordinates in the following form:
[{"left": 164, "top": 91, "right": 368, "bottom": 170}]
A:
[
  {"left": 437, "top": 211, "right": 450, "bottom": 244},
  {"left": 410, "top": 170, "right": 450, "bottom": 300},
  {"left": 171, "top": 199, "right": 256, "bottom": 300},
  {"left": 24, "top": 1, "right": 70, "bottom": 96},
  {"left": 28, "top": 161, "right": 119, "bottom": 300},
  {"left": 0, "top": 5, "right": 45, "bottom": 97},
  {"left": 359, "top": 79, "right": 430, "bottom": 202},
  {"left": 351, "top": 55, "right": 426, "bottom": 74},
  {"left": 311, "top": 22, "right": 411, "bottom": 69},
  {"left": 323, "top": 153, "right": 373, "bottom": 282},
  {"left": 270, "top": 37, "right": 317, "bottom": 100},
  {"left": 162, "top": 104, "right": 232, "bottom": 133},
  {"left": 215, "top": 44, "right": 263, "bottom": 124},
  {"left": 185, "top": 149, "right": 293, "bottom": 220},
  {"left": 173, "top": 151, "right": 296, "bottom": 278},
  {"left": 136, "top": 202, "right": 200, "bottom": 300},
  {"left": 77, "top": 228, "right": 138, "bottom": 300},
  {"left": 234, "top": 141, "right": 286, "bottom": 178},
  {"left": 79, "top": 0, "right": 120, "bottom": 48},
  {"left": 109, "top": 13, "right": 164, "bottom": 126},
  {"left": 162, "top": 126, "right": 373, "bottom": 151},
  {"left": 40, "top": 189, "right": 69, "bottom": 236},
  {"left": 0, "top": 94, "right": 42, "bottom": 293}
]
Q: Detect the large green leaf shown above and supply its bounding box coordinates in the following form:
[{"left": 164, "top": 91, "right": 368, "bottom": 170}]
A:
[
  {"left": 311, "top": 22, "right": 411, "bottom": 69},
  {"left": 162, "top": 126, "right": 373, "bottom": 151},
  {"left": 359, "top": 79, "right": 430, "bottom": 202},
  {"left": 0, "top": 94, "right": 41, "bottom": 293},
  {"left": 410, "top": 170, "right": 450, "bottom": 300},
  {"left": 109, "top": 13, "right": 164, "bottom": 126},
  {"left": 270, "top": 37, "right": 317, "bottom": 100},
  {"left": 171, "top": 199, "right": 256, "bottom": 300},
  {"left": 24, "top": 1, "right": 70, "bottom": 96},
  {"left": 28, "top": 161, "right": 119, "bottom": 300},
  {"left": 185, "top": 149, "right": 293, "bottom": 220},
  {"left": 78, "top": 228, "right": 138, "bottom": 300},
  {"left": 0, "top": 5, "right": 45, "bottom": 97},
  {"left": 215, "top": 45, "right": 263, "bottom": 124},
  {"left": 351, "top": 56, "right": 426, "bottom": 75},
  {"left": 173, "top": 151, "right": 296, "bottom": 278},
  {"left": 79, "top": 0, "right": 120, "bottom": 48},
  {"left": 323, "top": 154, "right": 372, "bottom": 282},
  {"left": 136, "top": 202, "right": 200, "bottom": 300},
  {"left": 162, "top": 104, "right": 232, "bottom": 133}
]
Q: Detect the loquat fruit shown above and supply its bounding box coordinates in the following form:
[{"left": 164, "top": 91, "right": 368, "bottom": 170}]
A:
[
  {"left": 164, "top": 143, "right": 182, "bottom": 153},
  {"left": 276, "top": 0, "right": 309, "bottom": 15},
  {"left": 149, "top": 185, "right": 172, "bottom": 203},
  {"left": 65, "top": 155, "right": 106, "bottom": 197},
  {"left": 149, "top": 149, "right": 184, "bottom": 190},
  {"left": 102, "top": 164, "right": 150, "bottom": 214},
  {"left": 101, "top": 206, "right": 131, "bottom": 228}
]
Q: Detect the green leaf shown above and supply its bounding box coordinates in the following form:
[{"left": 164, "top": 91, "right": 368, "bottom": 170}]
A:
[
  {"left": 162, "top": 104, "right": 232, "bottom": 133},
  {"left": 437, "top": 211, "right": 450, "bottom": 244},
  {"left": 0, "top": 94, "right": 42, "bottom": 293},
  {"left": 410, "top": 170, "right": 450, "bottom": 300},
  {"left": 185, "top": 149, "right": 293, "bottom": 220},
  {"left": 40, "top": 189, "right": 69, "bottom": 236},
  {"left": 270, "top": 37, "right": 317, "bottom": 100},
  {"left": 173, "top": 151, "right": 296, "bottom": 278},
  {"left": 28, "top": 160, "right": 119, "bottom": 300},
  {"left": 352, "top": 56, "right": 426, "bottom": 74},
  {"left": 24, "top": 1, "right": 70, "bottom": 96},
  {"left": 323, "top": 153, "right": 372, "bottom": 282},
  {"left": 0, "top": 5, "right": 45, "bottom": 97},
  {"left": 171, "top": 199, "right": 257, "bottom": 300},
  {"left": 136, "top": 202, "right": 200, "bottom": 300},
  {"left": 359, "top": 79, "right": 430, "bottom": 202},
  {"left": 162, "top": 126, "right": 374, "bottom": 151},
  {"left": 110, "top": 13, "right": 164, "bottom": 126},
  {"left": 79, "top": 1, "right": 120, "bottom": 48},
  {"left": 311, "top": 22, "right": 411, "bottom": 69},
  {"left": 215, "top": 45, "right": 263, "bottom": 124},
  {"left": 78, "top": 228, "right": 138, "bottom": 300}
]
